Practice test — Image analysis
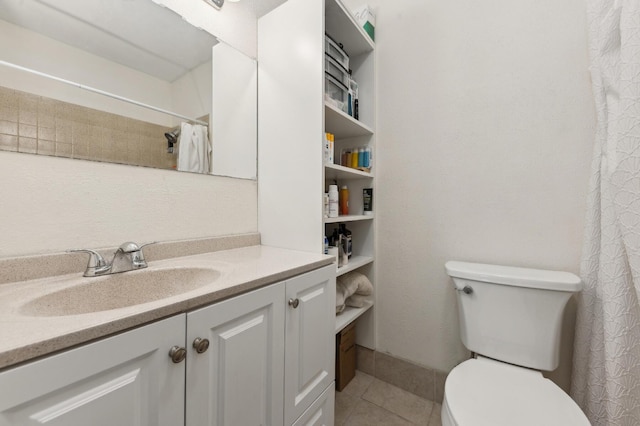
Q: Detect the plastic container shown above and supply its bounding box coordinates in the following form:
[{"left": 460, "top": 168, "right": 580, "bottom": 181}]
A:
[
  {"left": 324, "top": 34, "right": 349, "bottom": 70},
  {"left": 325, "top": 54, "right": 350, "bottom": 87},
  {"left": 340, "top": 185, "right": 349, "bottom": 215},
  {"left": 328, "top": 185, "right": 339, "bottom": 218},
  {"left": 325, "top": 73, "right": 349, "bottom": 113}
]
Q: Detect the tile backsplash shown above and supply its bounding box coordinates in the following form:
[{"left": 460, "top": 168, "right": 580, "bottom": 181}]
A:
[{"left": 0, "top": 85, "right": 178, "bottom": 170}]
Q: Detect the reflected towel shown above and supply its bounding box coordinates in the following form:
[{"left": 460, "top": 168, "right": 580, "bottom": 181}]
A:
[{"left": 177, "top": 122, "right": 211, "bottom": 173}]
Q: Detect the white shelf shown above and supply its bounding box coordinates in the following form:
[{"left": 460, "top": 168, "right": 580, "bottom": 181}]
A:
[
  {"left": 336, "top": 255, "right": 373, "bottom": 277},
  {"left": 335, "top": 301, "right": 373, "bottom": 334},
  {"left": 324, "top": 214, "right": 373, "bottom": 224},
  {"left": 325, "top": 0, "right": 374, "bottom": 57},
  {"left": 325, "top": 103, "right": 374, "bottom": 138},
  {"left": 324, "top": 163, "right": 373, "bottom": 180}
]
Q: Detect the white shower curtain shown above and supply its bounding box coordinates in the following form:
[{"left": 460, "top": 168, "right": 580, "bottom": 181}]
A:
[{"left": 572, "top": 0, "right": 640, "bottom": 424}]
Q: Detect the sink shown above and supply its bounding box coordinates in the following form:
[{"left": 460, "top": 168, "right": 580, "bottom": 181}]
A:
[{"left": 20, "top": 267, "right": 220, "bottom": 316}]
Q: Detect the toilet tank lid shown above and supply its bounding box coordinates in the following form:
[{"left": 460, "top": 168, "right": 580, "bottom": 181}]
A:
[{"left": 445, "top": 261, "right": 582, "bottom": 292}]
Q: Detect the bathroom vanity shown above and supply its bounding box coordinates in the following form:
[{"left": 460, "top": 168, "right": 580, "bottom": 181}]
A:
[{"left": 0, "top": 244, "right": 335, "bottom": 426}]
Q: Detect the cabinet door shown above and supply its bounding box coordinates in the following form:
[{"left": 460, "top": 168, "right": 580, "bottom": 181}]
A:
[
  {"left": 0, "top": 315, "right": 186, "bottom": 426},
  {"left": 285, "top": 265, "right": 336, "bottom": 426},
  {"left": 291, "top": 383, "right": 335, "bottom": 426},
  {"left": 186, "top": 282, "right": 285, "bottom": 426}
]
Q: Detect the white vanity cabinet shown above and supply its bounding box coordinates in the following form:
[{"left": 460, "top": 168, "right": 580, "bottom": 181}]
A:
[
  {"left": 0, "top": 315, "right": 186, "bottom": 426},
  {"left": 0, "top": 264, "right": 335, "bottom": 426},
  {"left": 284, "top": 266, "right": 336, "bottom": 426},
  {"left": 185, "top": 282, "right": 286, "bottom": 426}
]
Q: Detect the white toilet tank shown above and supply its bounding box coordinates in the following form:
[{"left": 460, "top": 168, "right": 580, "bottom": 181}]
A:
[{"left": 445, "top": 261, "right": 582, "bottom": 371}]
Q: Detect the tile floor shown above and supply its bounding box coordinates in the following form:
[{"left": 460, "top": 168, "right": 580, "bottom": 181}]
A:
[{"left": 335, "top": 371, "right": 442, "bottom": 426}]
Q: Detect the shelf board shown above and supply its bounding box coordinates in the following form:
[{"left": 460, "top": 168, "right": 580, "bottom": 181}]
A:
[
  {"left": 336, "top": 301, "right": 373, "bottom": 334},
  {"left": 325, "top": 0, "right": 374, "bottom": 57},
  {"left": 325, "top": 103, "right": 374, "bottom": 139},
  {"left": 324, "top": 214, "right": 373, "bottom": 224},
  {"left": 324, "top": 163, "right": 373, "bottom": 180},
  {"left": 336, "top": 255, "right": 373, "bottom": 277}
]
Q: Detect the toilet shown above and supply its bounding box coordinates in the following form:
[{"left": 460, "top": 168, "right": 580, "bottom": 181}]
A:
[{"left": 442, "top": 261, "right": 590, "bottom": 426}]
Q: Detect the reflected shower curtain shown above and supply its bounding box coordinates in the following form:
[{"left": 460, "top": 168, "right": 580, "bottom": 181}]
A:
[{"left": 572, "top": 0, "right": 640, "bottom": 424}]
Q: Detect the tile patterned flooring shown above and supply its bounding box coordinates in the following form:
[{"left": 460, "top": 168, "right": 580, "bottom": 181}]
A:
[{"left": 336, "top": 371, "right": 442, "bottom": 426}]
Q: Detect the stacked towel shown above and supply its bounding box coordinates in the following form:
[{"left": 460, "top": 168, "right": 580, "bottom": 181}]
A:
[{"left": 336, "top": 271, "right": 373, "bottom": 314}]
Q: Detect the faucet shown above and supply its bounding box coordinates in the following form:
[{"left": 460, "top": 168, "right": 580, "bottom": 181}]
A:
[{"left": 69, "top": 242, "right": 156, "bottom": 277}]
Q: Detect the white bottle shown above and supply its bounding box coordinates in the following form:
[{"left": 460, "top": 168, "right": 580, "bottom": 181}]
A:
[{"left": 328, "top": 185, "right": 339, "bottom": 218}]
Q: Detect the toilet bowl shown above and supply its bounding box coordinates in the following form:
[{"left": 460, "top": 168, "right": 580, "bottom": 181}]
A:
[
  {"left": 443, "top": 261, "right": 590, "bottom": 426},
  {"left": 441, "top": 357, "right": 589, "bottom": 426}
]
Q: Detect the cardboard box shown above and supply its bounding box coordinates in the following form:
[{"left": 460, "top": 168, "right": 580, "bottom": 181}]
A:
[
  {"left": 336, "top": 322, "right": 356, "bottom": 391},
  {"left": 352, "top": 5, "right": 375, "bottom": 42}
]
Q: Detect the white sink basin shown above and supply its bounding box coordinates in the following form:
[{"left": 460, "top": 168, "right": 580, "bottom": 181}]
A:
[{"left": 20, "top": 267, "right": 220, "bottom": 316}]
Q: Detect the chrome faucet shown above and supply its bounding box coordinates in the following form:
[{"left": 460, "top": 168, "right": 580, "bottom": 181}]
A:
[{"left": 69, "top": 242, "right": 156, "bottom": 277}]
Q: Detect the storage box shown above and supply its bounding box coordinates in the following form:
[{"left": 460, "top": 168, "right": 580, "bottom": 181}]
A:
[
  {"left": 336, "top": 322, "right": 356, "bottom": 391},
  {"left": 325, "top": 54, "right": 350, "bottom": 88},
  {"left": 325, "top": 72, "right": 349, "bottom": 113},
  {"left": 325, "top": 34, "right": 349, "bottom": 70},
  {"left": 352, "top": 5, "right": 375, "bottom": 42}
]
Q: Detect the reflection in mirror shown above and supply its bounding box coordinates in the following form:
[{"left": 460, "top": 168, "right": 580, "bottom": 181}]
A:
[{"left": 0, "top": 0, "right": 258, "bottom": 179}]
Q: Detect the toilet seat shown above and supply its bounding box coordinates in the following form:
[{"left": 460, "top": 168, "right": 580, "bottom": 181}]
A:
[{"left": 442, "top": 357, "right": 589, "bottom": 426}]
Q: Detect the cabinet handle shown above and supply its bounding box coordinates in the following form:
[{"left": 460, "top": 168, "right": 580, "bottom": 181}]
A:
[
  {"left": 192, "top": 338, "right": 210, "bottom": 354},
  {"left": 288, "top": 298, "right": 300, "bottom": 309},
  {"left": 169, "top": 346, "right": 187, "bottom": 363}
]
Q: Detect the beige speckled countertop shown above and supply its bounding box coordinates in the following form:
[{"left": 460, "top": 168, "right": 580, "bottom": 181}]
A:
[{"left": 0, "top": 245, "right": 333, "bottom": 370}]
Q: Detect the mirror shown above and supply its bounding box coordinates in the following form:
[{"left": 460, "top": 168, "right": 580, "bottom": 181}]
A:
[{"left": 0, "top": 0, "right": 273, "bottom": 179}]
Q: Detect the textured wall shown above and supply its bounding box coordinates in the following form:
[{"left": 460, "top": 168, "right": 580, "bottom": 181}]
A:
[
  {"left": 0, "top": 152, "right": 257, "bottom": 257},
  {"left": 343, "top": 0, "right": 595, "bottom": 387}
]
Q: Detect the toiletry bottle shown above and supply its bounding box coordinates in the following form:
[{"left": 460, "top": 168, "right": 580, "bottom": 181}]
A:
[
  {"left": 339, "top": 223, "right": 353, "bottom": 259},
  {"left": 363, "top": 188, "right": 373, "bottom": 215},
  {"left": 328, "top": 185, "right": 339, "bottom": 218},
  {"left": 324, "top": 235, "right": 329, "bottom": 254},
  {"left": 358, "top": 147, "right": 364, "bottom": 168},
  {"left": 363, "top": 146, "right": 371, "bottom": 169},
  {"left": 339, "top": 185, "right": 349, "bottom": 215},
  {"left": 351, "top": 149, "right": 359, "bottom": 168},
  {"left": 323, "top": 193, "right": 329, "bottom": 218},
  {"left": 329, "top": 133, "right": 335, "bottom": 164},
  {"left": 323, "top": 133, "right": 330, "bottom": 164}
]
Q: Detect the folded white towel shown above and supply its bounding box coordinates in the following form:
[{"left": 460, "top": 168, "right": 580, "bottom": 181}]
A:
[
  {"left": 339, "top": 271, "right": 373, "bottom": 296},
  {"left": 346, "top": 294, "right": 368, "bottom": 308},
  {"left": 177, "top": 122, "right": 211, "bottom": 173},
  {"left": 336, "top": 280, "right": 346, "bottom": 313}
]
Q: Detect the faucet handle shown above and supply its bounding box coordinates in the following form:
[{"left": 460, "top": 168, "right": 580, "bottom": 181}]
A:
[
  {"left": 118, "top": 241, "right": 157, "bottom": 269},
  {"left": 67, "top": 249, "right": 108, "bottom": 276},
  {"left": 118, "top": 241, "right": 157, "bottom": 253}
]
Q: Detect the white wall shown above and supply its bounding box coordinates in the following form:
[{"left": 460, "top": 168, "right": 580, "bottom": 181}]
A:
[
  {"left": 0, "top": 153, "right": 257, "bottom": 257},
  {"left": 342, "top": 0, "right": 595, "bottom": 382}
]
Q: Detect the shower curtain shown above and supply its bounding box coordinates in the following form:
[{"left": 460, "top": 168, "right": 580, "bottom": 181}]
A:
[{"left": 572, "top": 0, "right": 640, "bottom": 424}]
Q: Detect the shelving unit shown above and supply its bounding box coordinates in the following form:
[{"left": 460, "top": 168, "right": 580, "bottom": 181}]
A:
[
  {"left": 323, "top": 0, "right": 376, "bottom": 349},
  {"left": 258, "top": 0, "right": 376, "bottom": 350}
]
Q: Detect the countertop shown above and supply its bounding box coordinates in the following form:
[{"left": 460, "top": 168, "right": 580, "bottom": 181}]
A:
[{"left": 0, "top": 245, "right": 334, "bottom": 370}]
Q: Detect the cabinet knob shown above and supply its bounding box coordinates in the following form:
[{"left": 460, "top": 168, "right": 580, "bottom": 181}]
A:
[
  {"left": 169, "top": 346, "right": 187, "bottom": 363},
  {"left": 192, "top": 337, "right": 210, "bottom": 354},
  {"left": 288, "top": 298, "right": 300, "bottom": 309}
]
